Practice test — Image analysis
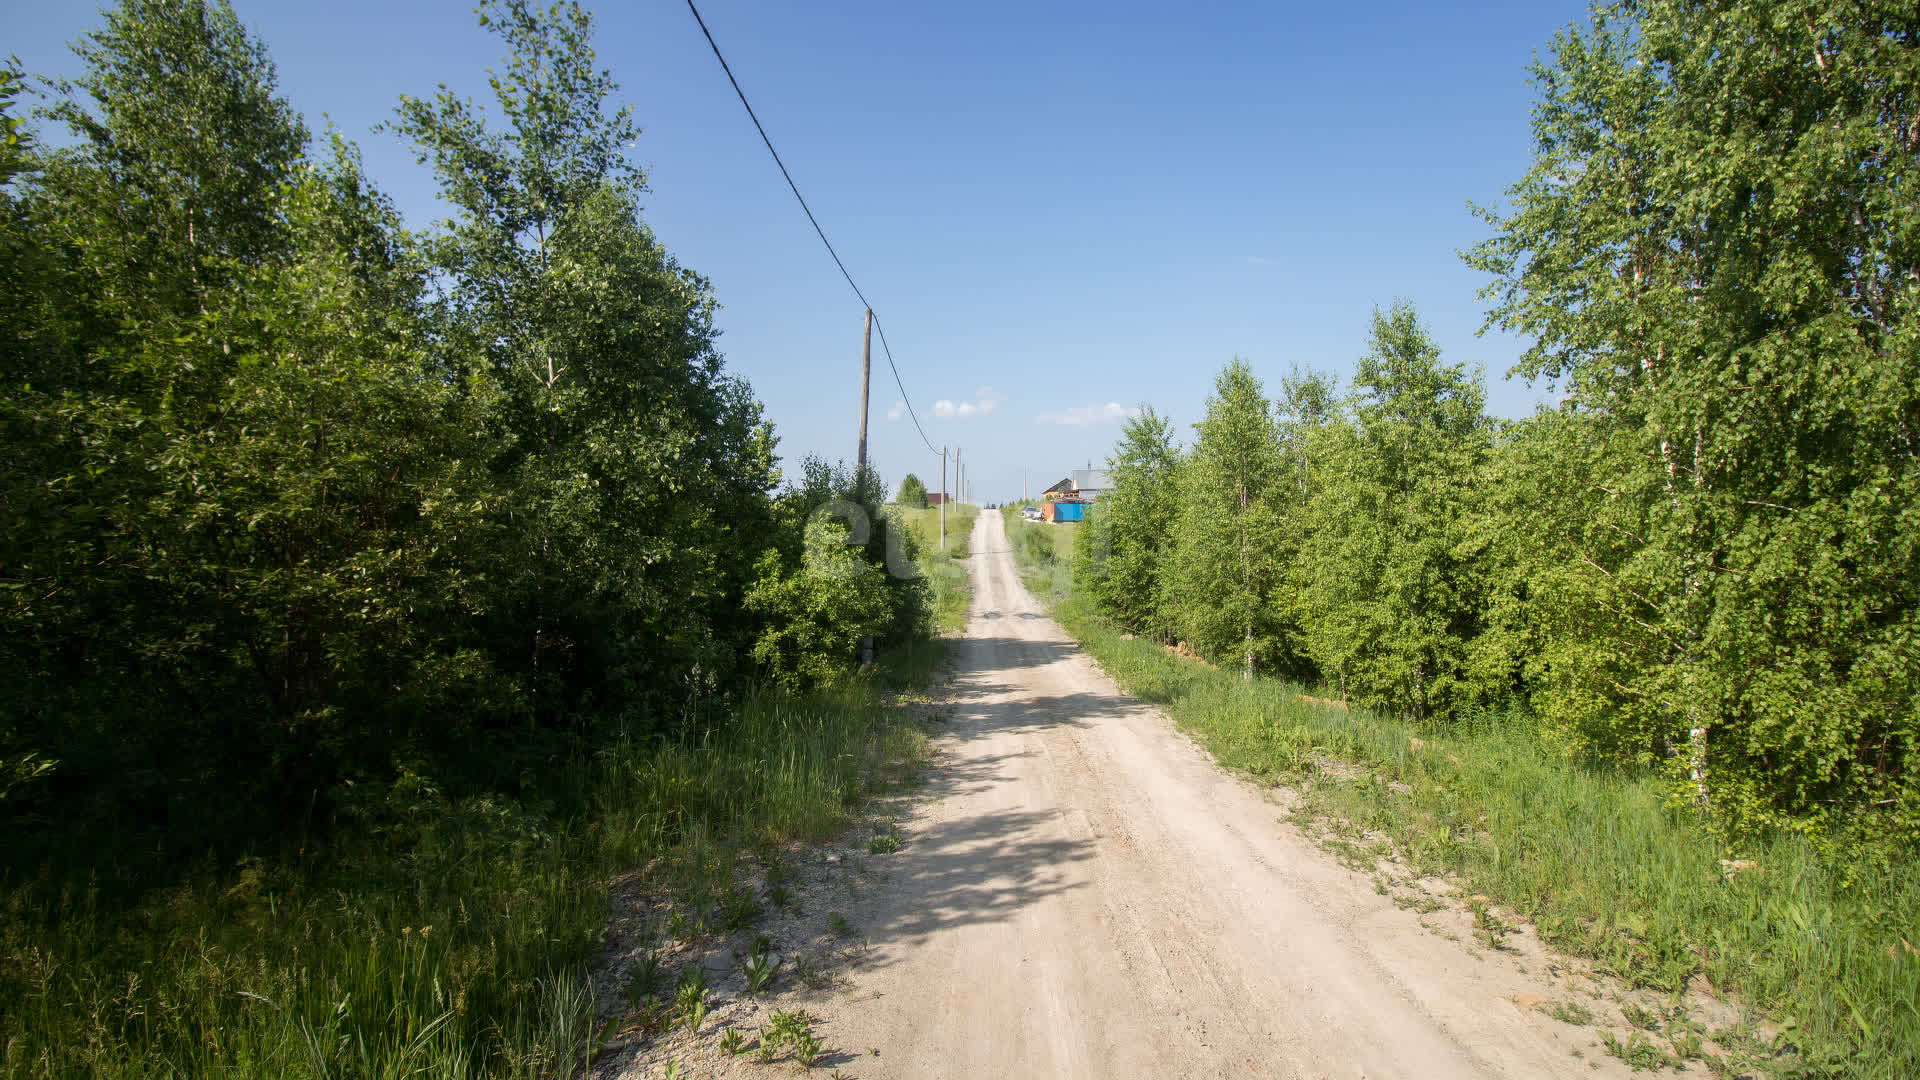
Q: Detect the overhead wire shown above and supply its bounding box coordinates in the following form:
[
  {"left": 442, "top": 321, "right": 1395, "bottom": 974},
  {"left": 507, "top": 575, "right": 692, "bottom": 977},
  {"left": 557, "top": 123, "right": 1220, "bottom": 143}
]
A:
[{"left": 683, "top": 0, "right": 938, "bottom": 455}]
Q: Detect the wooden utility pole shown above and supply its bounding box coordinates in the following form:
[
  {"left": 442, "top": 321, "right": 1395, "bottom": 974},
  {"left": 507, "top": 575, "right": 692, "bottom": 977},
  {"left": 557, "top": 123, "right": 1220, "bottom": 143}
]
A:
[
  {"left": 939, "top": 446, "right": 947, "bottom": 550},
  {"left": 855, "top": 307, "right": 872, "bottom": 501}
]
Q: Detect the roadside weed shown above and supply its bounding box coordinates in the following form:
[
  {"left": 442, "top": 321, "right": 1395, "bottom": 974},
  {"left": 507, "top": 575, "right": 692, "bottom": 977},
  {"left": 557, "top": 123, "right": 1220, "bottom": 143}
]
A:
[
  {"left": 674, "top": 979, "right": 710, "bottom": 1036},
  {"left": 767, "top": 1008, "right": 813, "bottom": 1045},
  {"left": 748, "top": 1008, "right": 823, "bottom": 1065},
  {"left": 1620, "top": 1001, "right": 1661, "bottom": 1031},
  {"left": 1391, "top": 891, "right": 1444, "bottom": 914},
  {"left": 717, "top": 887, "right": 761, "bottom": 933},
  {"left": 1469, "top": 900, "right": 1513, "bottom": 951},
  {"left": 1545, "top": 1000, "right": 1595, "bottom": 1026},
  {"left": 677, "top": 964, "right": 711, "bottom": 997},
  {"left": 666, "top": 908, "right": 704, "bottom": 942},
  {"left": 630, "top": 997, "right": 672, "bottom": 1038},
  {"left": 1602, "top": 1030, "right": 1682, "bottom": 1070},
  {"left": 795, "top": 1030, "right": 825, "bottom": 1067},
  {"left": 793, "top": 953, "right": 833, "bottom": 990},
  {"left": 827, "top": 911, "right": 853, "bottom": 937},
  {"left": 743, "top": 945, "right": 779, "bottom": 994},
  {"left": 718, "top": 1026, "right": 746, "bottom": 1056},
  {"left": 623, "top": 948, "right": 666, "bottom": 1005}
]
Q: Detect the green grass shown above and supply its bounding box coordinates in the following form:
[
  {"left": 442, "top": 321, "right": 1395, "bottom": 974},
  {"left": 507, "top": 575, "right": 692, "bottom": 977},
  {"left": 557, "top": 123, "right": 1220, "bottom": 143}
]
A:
[
  {"left": 1000, "top": 507, "right": 1074, "bottom": 609},
  {"left": 0, "top": 655, "right": 937, "bottom": 1078},
  {"left": 903, "top": 504, "right": 979, "bottom": 633},
  {"left": 1004, "top": 543, "right": 1920, "bottom": 1078}
]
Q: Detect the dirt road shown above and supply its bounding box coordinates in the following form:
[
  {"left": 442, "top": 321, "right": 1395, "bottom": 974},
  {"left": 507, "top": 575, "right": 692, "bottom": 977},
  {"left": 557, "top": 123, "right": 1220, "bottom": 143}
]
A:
[{"left": 744, "top": 511, "right": 1633, "bottom": 1078}]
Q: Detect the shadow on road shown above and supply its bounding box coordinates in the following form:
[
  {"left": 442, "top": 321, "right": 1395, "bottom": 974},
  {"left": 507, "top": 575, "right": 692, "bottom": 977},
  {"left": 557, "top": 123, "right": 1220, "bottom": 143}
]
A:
[{"left": 838, "top": 634, "right": 1153, "bottom": 964}]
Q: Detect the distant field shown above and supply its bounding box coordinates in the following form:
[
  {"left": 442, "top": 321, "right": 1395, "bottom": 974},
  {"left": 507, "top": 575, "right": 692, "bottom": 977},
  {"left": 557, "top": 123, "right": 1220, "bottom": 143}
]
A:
[{"left": 900, "top": 504, "right": 978, "bottom": 633}]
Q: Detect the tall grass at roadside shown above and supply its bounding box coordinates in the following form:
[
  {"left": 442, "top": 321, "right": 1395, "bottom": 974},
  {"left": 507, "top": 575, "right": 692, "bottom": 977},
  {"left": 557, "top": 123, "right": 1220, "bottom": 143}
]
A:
[
  {"left": 0, "top": 667, "right": 931, "bottom": 1079},
  {"left": 903, "top": 504, "right": 978, "bottom": 633},
  {"left": 1000, "top": 508, "right": 1073, "bottom": 608},
  {"left": 1003, "top": 537, "right": 1920, "bottom": 1077}
]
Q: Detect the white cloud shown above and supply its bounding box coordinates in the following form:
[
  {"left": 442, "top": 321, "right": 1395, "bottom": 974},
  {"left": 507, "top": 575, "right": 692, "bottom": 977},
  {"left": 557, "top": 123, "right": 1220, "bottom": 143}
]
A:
[
  {"left": 932, "top": 386, "right": 1005, "bottom": 420},
  {"left": 886, "top": 400, "right": 905, "bottom": 420},
  {"left": 1033, "top": 402, "right": 1141, "bottom": 427}
]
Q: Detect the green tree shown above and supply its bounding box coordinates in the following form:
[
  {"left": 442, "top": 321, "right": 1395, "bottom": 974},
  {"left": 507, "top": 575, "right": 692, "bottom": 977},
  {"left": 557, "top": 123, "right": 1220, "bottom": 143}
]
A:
[
  {"left": 751, "top": 455, "right": 929, "bottom": 687},
  {"left": 745, "top": 515, "right": 893, "bottom": 691},
  {"left": 1266, "top": 366, "right": 1340, "bottom": 668},
  {"left": 1466, "top": 0, "right": 1920, "bottom": 840},
  {"left": 1298, "top": 303, "right": 1507, "bottom": 720},
  {"left": 895, "top": 473, "right": 929, "bottom": 508},
  {"left": 0, "top": 61, "right": 52, "bottom": 807},
  {"left": 0, "top": 61, "right": 29, "bottom": 182},
  {"left": 1078, "top": 406, "right": 1182, "bottom": 642},
  {"left": 1274, "top": 366, "right": 1339, "bottom": 504},
  {"left": 394, "top": 0, "right": 779, "bottom": 726},
  {"left": 1167, "top": 360, "right": 1289, "bottom": 677},
  {"left": 0, "top": 0, "right": 497, "bottom": 839}
]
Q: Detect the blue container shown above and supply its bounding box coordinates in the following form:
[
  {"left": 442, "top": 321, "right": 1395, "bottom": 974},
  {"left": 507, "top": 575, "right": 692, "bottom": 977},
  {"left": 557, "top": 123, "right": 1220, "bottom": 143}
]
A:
[{"left": 1052, "top": 501, "right": 1085, "bottom": 522}]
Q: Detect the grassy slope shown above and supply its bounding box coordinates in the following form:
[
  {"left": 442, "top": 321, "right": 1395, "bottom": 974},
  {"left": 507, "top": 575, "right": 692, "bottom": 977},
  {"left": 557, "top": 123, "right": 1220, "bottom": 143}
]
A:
[
  {"left": 1002, "top": 514, "right": 1919, "bottom": 1079},
  {"left": 1000, "top": 507, "right": 1073, "bottom": 608},
  {"left": 902, "top": 503, "right": 979, "bottom": 634},
  {"left": 1, "top": 599, "right": 952, "bottom": 1078}
]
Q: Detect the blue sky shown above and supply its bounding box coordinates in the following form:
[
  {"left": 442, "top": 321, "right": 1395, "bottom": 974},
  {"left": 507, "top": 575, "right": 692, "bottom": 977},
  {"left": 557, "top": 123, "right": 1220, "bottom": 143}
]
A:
[{"left": 12, "top": 0, "right": 1591, "bottom": 504}]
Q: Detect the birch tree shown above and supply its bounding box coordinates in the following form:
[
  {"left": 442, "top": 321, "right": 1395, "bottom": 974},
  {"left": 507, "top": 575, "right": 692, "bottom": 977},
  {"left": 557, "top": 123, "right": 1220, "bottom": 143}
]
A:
[
  {"left": 1297, "top": 303, "right": 1502, "bottom": 720},
  {"left": 394, "top": 0, "right": 779, "bottom": 722},
  {"left": 1078, "top": 407, "right": 1182, "bottom": 642},
  {"left": 1168, "top": 361, "right": 1288, "bottom": 677},
  {"left": 1467, "top": 0, "right": 1920, "bottom": 839}
]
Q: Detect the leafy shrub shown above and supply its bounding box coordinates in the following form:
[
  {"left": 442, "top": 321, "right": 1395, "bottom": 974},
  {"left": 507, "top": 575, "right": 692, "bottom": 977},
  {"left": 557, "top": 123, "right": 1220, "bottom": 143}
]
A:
[{"left": 745, "top": 517, "right": 893, "bottom": 690}]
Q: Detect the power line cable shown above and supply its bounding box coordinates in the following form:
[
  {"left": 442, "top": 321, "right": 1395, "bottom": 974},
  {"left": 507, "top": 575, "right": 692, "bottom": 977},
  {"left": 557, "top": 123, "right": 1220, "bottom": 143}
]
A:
[{"left": 683, "top": 0, "right": 937, "bottom": 455}]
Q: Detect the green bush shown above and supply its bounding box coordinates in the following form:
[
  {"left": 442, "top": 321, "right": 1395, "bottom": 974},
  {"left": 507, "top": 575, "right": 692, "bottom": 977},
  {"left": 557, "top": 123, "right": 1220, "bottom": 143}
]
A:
[{"left": 746, "top": 517, "right": 894, "bottom": 691}]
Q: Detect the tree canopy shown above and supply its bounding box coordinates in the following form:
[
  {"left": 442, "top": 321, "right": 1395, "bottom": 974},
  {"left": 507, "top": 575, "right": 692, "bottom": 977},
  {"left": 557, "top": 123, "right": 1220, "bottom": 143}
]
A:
[{"left": 0, "top": 0, "right": 932, "bottom": 860}]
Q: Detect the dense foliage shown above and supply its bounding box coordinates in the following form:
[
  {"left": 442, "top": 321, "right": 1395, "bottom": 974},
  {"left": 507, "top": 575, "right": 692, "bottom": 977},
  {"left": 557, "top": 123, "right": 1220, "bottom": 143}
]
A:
[
  {"left": 1468, "top": 0, "right": 1920, "bottom": 843},
  {"left": 0, "top": 0, "right": 929, "bottom": 865},
  {"left": 0, "top": 2, "right": 938, "bottom": 1075},
  {"left": 894, "top": 472, "right": 929, "bottom": 508},
  {"left": 1078, "top": 0, "right": 1918, "bottom": 848}
]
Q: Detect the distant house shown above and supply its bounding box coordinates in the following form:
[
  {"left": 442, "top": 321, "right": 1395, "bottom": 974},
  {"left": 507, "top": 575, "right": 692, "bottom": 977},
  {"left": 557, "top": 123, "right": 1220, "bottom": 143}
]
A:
[
  {"left": 926, "top": 492, "right": 947, "bottom": 506},
  {"left": 1037, "top": 468, "right": 1108, "bottom": 522},
  {"left": 1071, "top": 469, "right": 1111, "bottom": 500},
  {"left": 1041, "top": 471, "right": 1109, "bottom": 501}
]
